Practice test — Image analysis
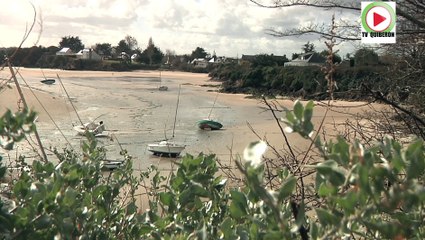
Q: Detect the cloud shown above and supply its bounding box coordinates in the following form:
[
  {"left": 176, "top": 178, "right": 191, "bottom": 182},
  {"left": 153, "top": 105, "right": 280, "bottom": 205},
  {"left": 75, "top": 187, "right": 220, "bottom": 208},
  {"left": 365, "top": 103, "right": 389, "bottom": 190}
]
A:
[{"left": 0, "top": 0, "right": 359, "bottom": 56}]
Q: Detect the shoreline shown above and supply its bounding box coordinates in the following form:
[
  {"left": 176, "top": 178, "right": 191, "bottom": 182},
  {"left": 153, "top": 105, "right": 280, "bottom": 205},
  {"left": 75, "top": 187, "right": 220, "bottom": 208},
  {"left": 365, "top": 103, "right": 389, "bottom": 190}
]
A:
[{"left": 1, "top": 68, "right": 388, "bottom": 170}]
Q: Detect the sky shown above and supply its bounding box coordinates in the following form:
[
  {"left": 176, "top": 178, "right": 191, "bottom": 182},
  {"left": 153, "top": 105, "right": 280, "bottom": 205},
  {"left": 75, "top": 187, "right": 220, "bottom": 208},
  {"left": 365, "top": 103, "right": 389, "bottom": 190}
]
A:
[{"left": 0, "top": 0, "right": 360, "bottom": 57}]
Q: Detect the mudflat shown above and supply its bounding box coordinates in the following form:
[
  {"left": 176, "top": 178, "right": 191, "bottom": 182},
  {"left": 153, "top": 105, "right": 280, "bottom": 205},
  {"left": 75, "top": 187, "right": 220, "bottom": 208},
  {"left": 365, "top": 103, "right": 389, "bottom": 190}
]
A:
[{"left": 0, "top": 67, "right": 385, "bottom": 172}]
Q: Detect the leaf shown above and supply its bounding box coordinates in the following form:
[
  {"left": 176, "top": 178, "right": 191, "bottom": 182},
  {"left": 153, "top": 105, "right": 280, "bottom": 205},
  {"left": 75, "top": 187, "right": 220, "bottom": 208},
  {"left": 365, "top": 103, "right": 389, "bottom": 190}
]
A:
[
  {"left": 0, "top": 167, "right": 6, "bottom": 178},
  {"left": 318, "top": 183, "right": 337, "bottom": 197},
  {"left": 63, "top": 187, "right": 78, "bottom": 206},
  {"left": 293, "top": 100, "right": 304, "bottom": 120},
  {"left": 309, "top": 222, "right": 319, "bottom": 240},
  {"left": 34, "top": 214, "right": 51, "bottom": 229},
  {"left": 220, "top": 218, "right": 236, "bottom": 239},
  {"left": 315, "top": 208, "right": 339, "bottom": 227},
  {"left": 405, "top": 140, "right": 425, "bottom": 179},
  {"left": 278, "top": 176, "right": 296, "bottom": 202},
  {"left": 294, "top": 201, "right": 306, "bottom": 232},
  {"left": 303, "top": 100, "right": 314, "bottom": 122},
  {"left": 284, "top": 111, "right": 296, "bottom": 125},
  {"left": 315, "top": 160, "right": 346, "bottom": 187},
  {"left": 230, "top": 191, "right": 248, "bottom": 219},
  {"left": 159, "top": 192, "right": 174, "bottom": 207}
]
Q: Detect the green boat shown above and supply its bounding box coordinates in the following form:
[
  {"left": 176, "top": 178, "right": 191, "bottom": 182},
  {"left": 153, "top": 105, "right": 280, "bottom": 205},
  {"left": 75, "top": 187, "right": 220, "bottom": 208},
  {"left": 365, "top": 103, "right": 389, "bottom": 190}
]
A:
[{"left": 197, "top": 119, "right": 223, "bottom": 130}]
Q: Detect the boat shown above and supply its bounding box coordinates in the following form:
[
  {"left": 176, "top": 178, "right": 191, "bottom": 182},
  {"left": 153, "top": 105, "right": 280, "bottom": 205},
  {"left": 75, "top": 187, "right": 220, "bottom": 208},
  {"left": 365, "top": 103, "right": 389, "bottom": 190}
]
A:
[
  {"left": 158, "top": 70, "right": 168, "bottom": 91},
  {"left": 147, "top": 85, "right": 185, "bottom": 157},
  {"left": 197, "top": 119, "right": 223, "bottom": 130},
  {"left": 158, "top": 86, "right": 168, "bottom": 91},
  {"left": 198, "top": 92, "right": 223, "bottom": 130},
  {"left": 40, "top": 79, "right": 56, "bottom": 85},
  {"left": 147, "top": 141, "right": 186, "bottom": 157},
  {"left": 102, "top": 159, "right": 124, "bottom": 170},
  {"left": 73, "top": 121, "right": 106, "bottom": 136}
]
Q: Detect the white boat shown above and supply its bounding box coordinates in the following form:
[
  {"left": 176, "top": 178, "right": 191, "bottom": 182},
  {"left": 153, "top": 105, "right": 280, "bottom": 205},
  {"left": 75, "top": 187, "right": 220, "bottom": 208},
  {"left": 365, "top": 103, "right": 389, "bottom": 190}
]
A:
[
  {"left": 73, "top": 121, "right": 106, "bottom": 136},
  {"left": 102, "top": 159, "right": 124, "bottom": 170},
  {"left": 147, "top": 141, "right": 185, "bottom": 157},
  {"left": 148, "top": 85, "right": 186, "bottom": 157}
]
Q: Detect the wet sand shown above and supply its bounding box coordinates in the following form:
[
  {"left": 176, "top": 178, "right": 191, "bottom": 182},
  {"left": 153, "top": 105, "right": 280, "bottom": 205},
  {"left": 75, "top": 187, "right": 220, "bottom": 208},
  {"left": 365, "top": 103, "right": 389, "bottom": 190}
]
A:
[{"left": 1, "top": 67, "right": 385, "bottom": 172}]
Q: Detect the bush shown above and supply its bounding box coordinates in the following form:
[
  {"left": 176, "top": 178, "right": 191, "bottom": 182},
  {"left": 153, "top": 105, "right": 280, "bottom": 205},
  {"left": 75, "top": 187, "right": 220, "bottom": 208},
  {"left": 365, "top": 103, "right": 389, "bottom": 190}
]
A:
[{"left": 1, "top": 102, "right": 424, "bottom": 239}]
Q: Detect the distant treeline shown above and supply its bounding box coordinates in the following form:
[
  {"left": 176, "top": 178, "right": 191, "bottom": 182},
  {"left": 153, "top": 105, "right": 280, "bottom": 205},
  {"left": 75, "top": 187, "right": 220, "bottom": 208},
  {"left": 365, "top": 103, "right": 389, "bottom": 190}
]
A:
[
  {"left": 211, "top": 63, "right": 387, "bottom": 100},
  {"left": 0, "top": 46, "right": 209, "bottom": 72}
]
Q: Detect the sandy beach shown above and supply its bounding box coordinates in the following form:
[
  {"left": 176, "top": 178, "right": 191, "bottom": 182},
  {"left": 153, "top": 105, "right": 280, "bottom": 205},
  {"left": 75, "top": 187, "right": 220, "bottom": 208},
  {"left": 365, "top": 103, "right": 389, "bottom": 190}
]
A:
[{"left": 1, "top": 67, "right": 384, "bottom": 172}]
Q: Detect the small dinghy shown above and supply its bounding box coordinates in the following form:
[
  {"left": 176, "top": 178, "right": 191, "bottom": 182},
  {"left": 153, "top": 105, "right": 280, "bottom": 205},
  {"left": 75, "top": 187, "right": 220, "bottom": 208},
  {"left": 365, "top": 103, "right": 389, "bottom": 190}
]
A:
[
  {"left": 73, "top": 121, "right": 106, "bottom": 137},
  {"left": 41, "top": 79, "right": 56, "bottom": 85}
]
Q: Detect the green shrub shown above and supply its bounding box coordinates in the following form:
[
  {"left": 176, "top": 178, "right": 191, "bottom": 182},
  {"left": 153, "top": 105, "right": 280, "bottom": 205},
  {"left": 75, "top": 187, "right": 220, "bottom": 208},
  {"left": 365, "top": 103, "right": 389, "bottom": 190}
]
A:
[{"left": 1, "top": 102, "right": 424, "bottom": 239}]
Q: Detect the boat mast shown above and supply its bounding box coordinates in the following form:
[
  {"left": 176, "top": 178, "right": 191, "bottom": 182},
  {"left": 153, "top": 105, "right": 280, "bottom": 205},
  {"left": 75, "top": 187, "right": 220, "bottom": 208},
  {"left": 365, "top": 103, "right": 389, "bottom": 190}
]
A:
[
  {"left": 208, "top": 91, "right": 219, "bottom": 119},
  {"left": 172, "top": 84, "right": 181, "bottom": 138},
  {"left": 6, "top": 58, "right": 48, "bottom": 162}
]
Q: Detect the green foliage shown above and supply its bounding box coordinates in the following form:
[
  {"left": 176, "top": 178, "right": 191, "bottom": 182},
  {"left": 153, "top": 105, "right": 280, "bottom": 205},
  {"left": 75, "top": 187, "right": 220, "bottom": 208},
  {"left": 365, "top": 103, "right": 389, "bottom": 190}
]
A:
[
  {"left": 59, "top": 36, "right": 84, "bottom": 53},
  {"left": 1, "top": 102, "right": 424, "bottom": 239},
  {"left": 354, "top": 47, "right": 379, "bottom": 66},
  {"left": 190, "top": 47, "right": 208, "bottom": 60},
  {"left": 138, "top": 43, "right": 164, "bottom": 65},
  {"left": 283, "top": 100, "right": 425, "bottom": 239},
  {"left": 302, "top": 41, "right": 315, "bottom": 53},
  {"left": 94, "top": 43, "right": 113, "bottom": 57},
  {"left": 211, "top": 60, "right": 391, "bottom": 99},
  {"left": 0, "top": 109, "right": 37, "bottom": 150}
]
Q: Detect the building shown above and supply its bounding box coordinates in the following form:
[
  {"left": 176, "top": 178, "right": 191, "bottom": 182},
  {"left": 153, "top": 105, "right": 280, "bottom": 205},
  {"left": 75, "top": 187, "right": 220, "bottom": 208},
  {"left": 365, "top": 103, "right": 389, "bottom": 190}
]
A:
[
  {"left": 191, "top": 58, "right": 208, "bottom": 68},
  {"left": 56, "top": 47, "right": 73, "bottom": 56},
  {"left": 284, "top": 52, "right": 326, "bottom": 67},
  {"left": 76, "top": 49, "right": 102, "bottom": 61}
]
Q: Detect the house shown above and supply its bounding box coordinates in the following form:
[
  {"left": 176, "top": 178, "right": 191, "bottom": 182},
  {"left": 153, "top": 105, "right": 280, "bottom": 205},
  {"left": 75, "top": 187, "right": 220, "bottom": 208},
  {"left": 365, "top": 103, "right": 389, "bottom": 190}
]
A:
[
  {"left": 240, "top": 54, "right": 256, "bottom": 63},
  {"left": 56, "top": 47, "right": 74, "bottom": 56},
  {"left": 240, "top": 54, "right": 288, "bottom": 66},
  {"left": 76, "top": 49, "right": 102, "bottom": 61},
  {"left": 191, "top": 58, "right": 208, "bottom": 68},
  {"left": 208, "top": 56, "right": 226, "bottom": 64},
  {"left": 284, "top": 52, "right": 326, "bottom": 67}
]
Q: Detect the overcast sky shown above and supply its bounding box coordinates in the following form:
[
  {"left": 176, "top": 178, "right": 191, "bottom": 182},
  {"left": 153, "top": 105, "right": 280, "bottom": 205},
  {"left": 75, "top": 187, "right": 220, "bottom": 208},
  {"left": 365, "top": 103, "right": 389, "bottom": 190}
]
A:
[{"left": 0, "top": 0, "right": 360, "bottom": 57}]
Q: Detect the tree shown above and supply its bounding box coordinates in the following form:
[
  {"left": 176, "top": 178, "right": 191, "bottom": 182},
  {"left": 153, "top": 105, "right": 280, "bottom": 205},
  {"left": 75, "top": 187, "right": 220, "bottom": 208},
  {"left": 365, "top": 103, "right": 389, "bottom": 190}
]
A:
[
  {"left": 251, "top": 54, "right": 289, "bottom": 67},
  {"left": 138, "top": 38, "right": 164, "bottom": 65},
  {"left": 59, "top": 36, "right": 84, "bottom": 52},
  {"left": 124, "top": 35, "right": 138, "bottom": 52},
  {"left": 190, "top": 47, "right": 207, "bottom": 60},
  {"left": 291, "top": 53, "right": 300, "bottom": 60},
  {"left": 302, "top": 41, "right": 315, "bottom": 53},
  {"left": 249, "top": 0, "right": 425, "bottom": 137},
  {"left": 94, "top": 43, "right": 112, "bottom": 58},
  {"left": 116, "top": 39, "right": 131, "bottom": 55},
  {"left": 354, "top": 47, "right": 379, "bottom": 66},
  {"left": 249, "top": 1, "right": 425, "bottom": 40},
  {"left": 320, "top": 50, "right": 341, "bottom": 64}
]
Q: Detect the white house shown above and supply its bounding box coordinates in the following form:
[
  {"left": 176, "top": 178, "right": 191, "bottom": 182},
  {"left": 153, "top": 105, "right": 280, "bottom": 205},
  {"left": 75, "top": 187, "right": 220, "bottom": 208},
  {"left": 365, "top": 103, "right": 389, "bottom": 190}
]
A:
[
  {"left": 191, "top": 58, "right": 208, "bottom": 68},
  {"left": 284, "top": 52, "right": 326, "bottom": 67},
  {"left": 56, "top": 47, "right": 73, "bottom": 56},
  {"left": 76, "top": 49, "right": 102, "bottom": 61}
]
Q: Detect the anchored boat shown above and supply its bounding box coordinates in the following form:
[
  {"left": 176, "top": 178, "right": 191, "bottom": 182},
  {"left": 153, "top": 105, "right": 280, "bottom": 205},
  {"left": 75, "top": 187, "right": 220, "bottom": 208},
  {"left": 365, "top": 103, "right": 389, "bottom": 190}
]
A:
[
  {"left": 147, "top": 85, "right": 185, "bottom": 157},
  {"left": 147, "top": 141, "right": 186, "bottom": 157},
  {"left": 197, "top": 119, "right": 223, "bottom": 130}
]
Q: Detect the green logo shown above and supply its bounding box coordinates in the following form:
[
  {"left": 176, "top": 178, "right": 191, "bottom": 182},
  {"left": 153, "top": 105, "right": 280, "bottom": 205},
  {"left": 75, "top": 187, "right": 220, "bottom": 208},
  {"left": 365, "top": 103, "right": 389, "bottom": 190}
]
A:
[{"left": 361, "top": 2, "right": 396, "bottom": 33}]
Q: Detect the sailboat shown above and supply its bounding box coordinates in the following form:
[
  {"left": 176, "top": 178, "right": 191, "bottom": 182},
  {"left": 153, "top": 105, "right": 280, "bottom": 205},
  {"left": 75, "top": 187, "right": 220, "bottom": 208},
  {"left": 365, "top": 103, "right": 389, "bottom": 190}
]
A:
[
  {"left": 158, "top": 70, "right": 168, "bottom": 91},
  {"left": 147, "top": 85, "right": 185, "bottom": 157},
  {"left": 197, "top": 91, "right": 223, "bottom": 130},
  {"left": 40, "top": 69, "right": 56, "bottom": 85}
]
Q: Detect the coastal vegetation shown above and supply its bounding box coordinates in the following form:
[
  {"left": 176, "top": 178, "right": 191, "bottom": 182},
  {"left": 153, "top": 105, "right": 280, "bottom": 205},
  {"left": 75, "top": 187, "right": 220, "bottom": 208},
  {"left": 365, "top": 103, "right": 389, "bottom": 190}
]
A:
[
  {"left": 0, "top": 102, "right": 424, "bottom": 239},
  {"left": 1, "top": 1, "right": 424, "bottom": 239}
]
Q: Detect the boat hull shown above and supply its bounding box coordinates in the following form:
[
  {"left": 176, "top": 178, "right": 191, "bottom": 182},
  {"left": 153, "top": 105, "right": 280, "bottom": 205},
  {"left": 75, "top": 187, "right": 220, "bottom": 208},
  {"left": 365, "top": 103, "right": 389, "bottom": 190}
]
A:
[
  {"left": 41, "top": 79, "right": 56, "bottom": 85},
  {"left": 197, "top": 119, "right": 223, "bottom": 130},
  {"left": 147, "top": 141, "right": 185, "bottom": 157}
]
